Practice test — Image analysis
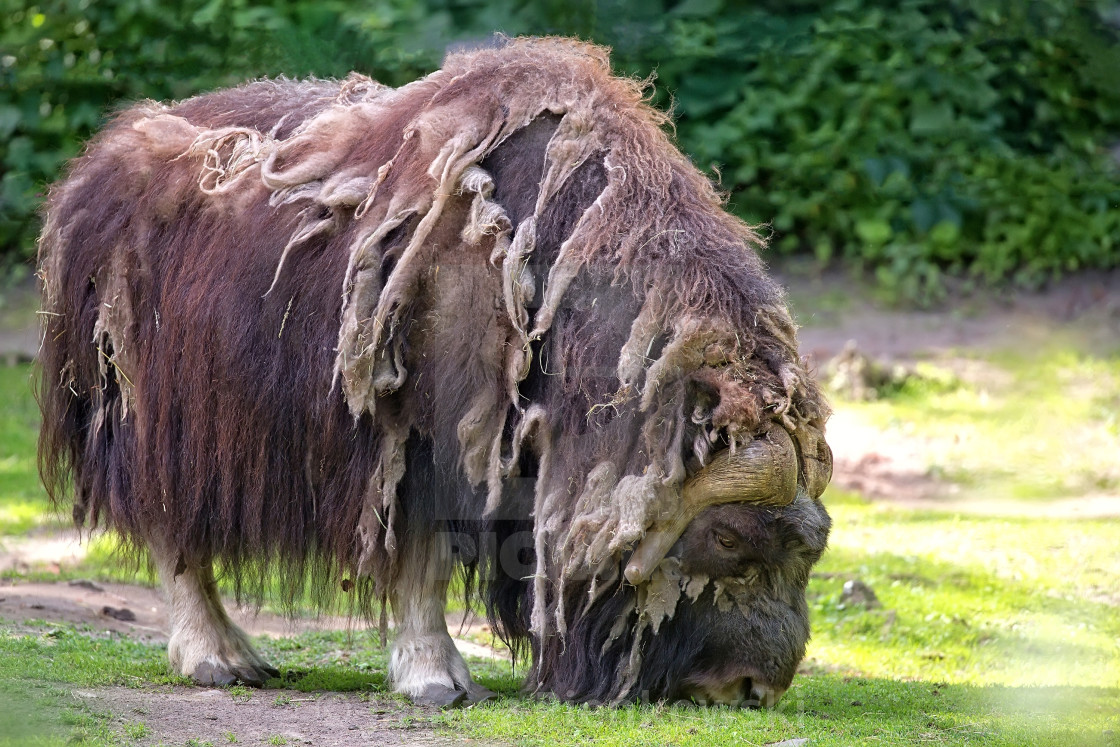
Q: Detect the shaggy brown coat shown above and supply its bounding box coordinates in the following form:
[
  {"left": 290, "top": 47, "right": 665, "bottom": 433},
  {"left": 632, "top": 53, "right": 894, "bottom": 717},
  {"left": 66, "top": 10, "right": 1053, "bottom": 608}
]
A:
[{"left": 38, "top": 37, "right": 829, "bottom": 698}]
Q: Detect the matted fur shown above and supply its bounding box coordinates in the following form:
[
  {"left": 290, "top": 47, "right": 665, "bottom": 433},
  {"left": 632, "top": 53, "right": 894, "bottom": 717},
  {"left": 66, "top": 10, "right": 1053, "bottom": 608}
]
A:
[{"left": 38, "top": 37, "right": 830, "bottom": 702}]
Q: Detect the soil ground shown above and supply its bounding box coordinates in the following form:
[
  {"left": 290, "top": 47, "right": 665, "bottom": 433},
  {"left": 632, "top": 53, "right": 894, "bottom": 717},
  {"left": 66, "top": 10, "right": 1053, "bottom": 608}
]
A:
[
  {"left": 72, "top": 686, "right": 462, "bottom": 747},
  {"left": 2, "top": 268, "right": 1119, "bottom": 744},
  {"left": 781, "top": 266, "right": 1120, "bottom": 519},
  {"left": 0, "top": 532, "right": 504, "bottom": 746}
]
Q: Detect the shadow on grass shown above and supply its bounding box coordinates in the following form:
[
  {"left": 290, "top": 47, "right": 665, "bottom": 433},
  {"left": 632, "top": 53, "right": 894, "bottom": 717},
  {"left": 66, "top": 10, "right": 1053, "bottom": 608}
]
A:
[
  {"left": 783, "top": 675, "right": 1119, "bottom": 747},
  {"left": 439, "top": 675, "right": 1120, "bottom": 747},
  {"left": 0, "top": 684, "right": 69, "bottom": 746}
]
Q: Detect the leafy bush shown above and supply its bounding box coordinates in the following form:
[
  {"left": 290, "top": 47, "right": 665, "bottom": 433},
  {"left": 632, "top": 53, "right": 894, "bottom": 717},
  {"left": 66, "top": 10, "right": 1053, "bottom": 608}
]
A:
[
  {"left": 613, "top": 0, "right": 1120, "bottom": 300},
  {"left": 3, "top": 0, "right": 1119, "bottom": 301}
]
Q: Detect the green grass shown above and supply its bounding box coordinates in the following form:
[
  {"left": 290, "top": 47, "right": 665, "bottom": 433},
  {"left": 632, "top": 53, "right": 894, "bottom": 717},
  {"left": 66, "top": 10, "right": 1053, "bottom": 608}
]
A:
[
  {"left": 3, "top": 497, "right": 1117, "bottom": 746},
  {"left": 838, "top": 348, "right": 1120, "bottom": 504},
  {"left": 811, "top": 493, "right": 1120, "bottom": 686},
  {"left": 0, "top": 623, "right": 185, "bottom": 746},
  {"left": 0, "top": 365, "right": 63, "bottom": 534},
  {"left": 2, "top": 344, "right": 1120, "bottom": 745}
]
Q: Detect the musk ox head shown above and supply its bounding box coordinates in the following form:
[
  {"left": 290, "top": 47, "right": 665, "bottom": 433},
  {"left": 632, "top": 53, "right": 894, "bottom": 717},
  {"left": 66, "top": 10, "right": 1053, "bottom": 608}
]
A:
[{"left": 37, "top": 36, "right": 831, "bottom": 707}]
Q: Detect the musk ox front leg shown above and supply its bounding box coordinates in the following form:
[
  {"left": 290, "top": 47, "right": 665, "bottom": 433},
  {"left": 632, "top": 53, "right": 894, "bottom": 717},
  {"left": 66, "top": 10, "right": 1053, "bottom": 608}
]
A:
[
  {"left": 148, "top": 538, "right": 280, "bottom": 687},
  {"left": 388, "top": 528, "right": 496, "bottom": 707}
]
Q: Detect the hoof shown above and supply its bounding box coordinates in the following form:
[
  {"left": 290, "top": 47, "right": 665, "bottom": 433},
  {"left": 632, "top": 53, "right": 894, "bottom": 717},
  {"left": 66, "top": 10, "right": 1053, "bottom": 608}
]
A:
[
  {"left": 466, "top": 684, "right": 498, "bottom": 705},
  {"left": 413, "top": 684, "right": 469, "bottom": 709},
  {"left": 193, "top": 661, "right": 280, "bottom": 688}
]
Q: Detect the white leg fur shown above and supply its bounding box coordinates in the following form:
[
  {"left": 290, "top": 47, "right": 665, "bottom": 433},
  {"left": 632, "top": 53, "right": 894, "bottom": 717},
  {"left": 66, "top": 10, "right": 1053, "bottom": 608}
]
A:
[
  {"left": 388, "top": 528, "right": 493, "bottom": 706},
  {"left": 149, "top": 537, "right": 279, "bottom": 686}
]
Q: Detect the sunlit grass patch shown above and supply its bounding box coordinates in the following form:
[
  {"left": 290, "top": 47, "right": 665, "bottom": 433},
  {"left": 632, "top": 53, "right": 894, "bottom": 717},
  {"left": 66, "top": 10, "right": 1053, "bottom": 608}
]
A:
[
  {"left": 437, "top": 678, "right": 1120, "bottom": 747},
  {"left": 810, "top": 499, "right": 1120, "bottom": 687},
  {"left": 0, "top": 685, "right": 70, "bottom": 747},
  {"left": 0, "top": 364, "right": 56, "bottom": 534},
  {"left": 835, "top": 348, "right": 1120, "bottom": 502},
  {"left": 0, "top": 497, "right": 66, "bottom": 535}
]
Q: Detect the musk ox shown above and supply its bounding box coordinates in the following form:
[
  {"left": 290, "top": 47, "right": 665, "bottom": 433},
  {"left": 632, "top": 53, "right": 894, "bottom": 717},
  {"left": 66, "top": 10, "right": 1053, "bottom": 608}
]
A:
[{"left": 37, "top": 37, "right": 832, "bottom": 708}]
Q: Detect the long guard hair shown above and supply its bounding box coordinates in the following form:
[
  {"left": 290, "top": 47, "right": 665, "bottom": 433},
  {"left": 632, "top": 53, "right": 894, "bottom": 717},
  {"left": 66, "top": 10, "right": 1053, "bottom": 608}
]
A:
[{"left": 38, "top": 37, "right": 829, "bottom": 697}]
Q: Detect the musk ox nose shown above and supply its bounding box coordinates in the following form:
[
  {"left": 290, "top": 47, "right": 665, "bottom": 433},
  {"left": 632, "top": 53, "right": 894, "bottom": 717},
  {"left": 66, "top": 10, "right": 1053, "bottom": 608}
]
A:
[{"left": 682, "top": 677, "right": 786, "bottom": 709}]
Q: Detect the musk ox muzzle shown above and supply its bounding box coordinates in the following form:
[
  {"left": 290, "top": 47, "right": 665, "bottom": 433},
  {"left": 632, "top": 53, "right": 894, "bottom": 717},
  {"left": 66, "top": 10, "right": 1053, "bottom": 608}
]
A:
[
  {"left": 36, "top": 36, "right": 832, "bottom": 708},
  {"left": 618, "top": 427, "right": 832, "bottom": 708}
]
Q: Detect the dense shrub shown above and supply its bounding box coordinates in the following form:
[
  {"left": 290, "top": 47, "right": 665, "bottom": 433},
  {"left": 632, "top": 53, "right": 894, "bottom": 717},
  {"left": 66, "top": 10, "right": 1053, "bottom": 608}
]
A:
[
  {"left": 638, "top": 0, "right": 1120, "bottom": 299},
  {"left": 3, "top": 0, "right": 1119, "bottom": 300}
]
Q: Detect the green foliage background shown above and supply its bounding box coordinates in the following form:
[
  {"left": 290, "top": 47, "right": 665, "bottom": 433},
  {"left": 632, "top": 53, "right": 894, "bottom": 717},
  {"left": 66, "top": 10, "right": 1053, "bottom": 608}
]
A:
[{"left": 3, "top": 0, "right": 1119, "bottom": 299}]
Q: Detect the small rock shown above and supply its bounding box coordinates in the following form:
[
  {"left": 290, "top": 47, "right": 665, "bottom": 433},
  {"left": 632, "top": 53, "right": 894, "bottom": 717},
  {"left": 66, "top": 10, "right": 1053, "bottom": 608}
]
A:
[
  {"left": 824, "top": 341, "right": 899, "bottom": 400},
  {"left": 765, "top": 739, "right": 809, "bottom": 747},
  {"left": 68, "top": 579, "right": 104, "bottom": 592},
  {"left": 839, "top": 579, "right": 881, "bottom": 609},
  {"left": 101, "top": 605, "right": 136, "bottom": 621}
]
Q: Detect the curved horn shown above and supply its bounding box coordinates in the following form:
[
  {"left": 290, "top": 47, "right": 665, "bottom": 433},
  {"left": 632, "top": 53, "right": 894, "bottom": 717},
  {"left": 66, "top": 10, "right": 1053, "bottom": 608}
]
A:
[
  {"left": 623, "top": 427, "right": 798, "bottom": 586},
  {"left": 792, "top": 424, "right": 832, "bottom": 501}
]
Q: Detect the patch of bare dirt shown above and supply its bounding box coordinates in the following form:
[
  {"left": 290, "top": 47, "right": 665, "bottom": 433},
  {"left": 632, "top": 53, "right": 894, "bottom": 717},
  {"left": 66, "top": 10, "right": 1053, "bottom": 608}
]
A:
[
  {"left": 777, "top": 268, "right": 1120, "bottom": 517},
  {"left": 783, "top": 267, "right": 1120, "bottom": 364},
  {"left": 0, "top": 529, "right": 353, "bottom": 641},
  {"left": 0, "top": 577, "right": 366, "bottom": 644},
  {"left": 825, "top": 408, "right": 950, "bottom": 504},
  {"left": 825, "top": 389, "right": 1120, "bottom": 518},
  {"left": 0, "top": 535, "right": 508, "bottom": 745},
  {"left": 72, "top": 685, "right": 486, "bottom": 746},
  {"left": 0, "top": 530, "right": 90, "bottom": 575}
]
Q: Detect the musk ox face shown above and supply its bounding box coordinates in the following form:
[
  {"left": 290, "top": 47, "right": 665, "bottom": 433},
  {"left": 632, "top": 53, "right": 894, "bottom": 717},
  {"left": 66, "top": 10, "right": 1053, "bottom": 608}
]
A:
[
  {"left": 656, "top": 494, "right": 831, "bottom": 706},
  {"left": 37, "top": 37, "right": 831, "bottom": 708}
]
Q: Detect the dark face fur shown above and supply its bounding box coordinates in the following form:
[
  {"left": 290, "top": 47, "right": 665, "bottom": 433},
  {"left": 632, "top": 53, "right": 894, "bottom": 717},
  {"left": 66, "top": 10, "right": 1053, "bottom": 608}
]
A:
[
  {"left": 528, "top": 486, "right": 830, "bottom": 707},
  {"left": 667, "top": 493, "right": 831, "bottom": 705}
]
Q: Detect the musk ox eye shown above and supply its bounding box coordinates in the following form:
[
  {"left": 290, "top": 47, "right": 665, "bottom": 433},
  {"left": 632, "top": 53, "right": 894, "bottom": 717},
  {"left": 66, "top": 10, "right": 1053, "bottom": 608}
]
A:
[{"left": 715, "top": 532, "right": 736, "bottom": 550}]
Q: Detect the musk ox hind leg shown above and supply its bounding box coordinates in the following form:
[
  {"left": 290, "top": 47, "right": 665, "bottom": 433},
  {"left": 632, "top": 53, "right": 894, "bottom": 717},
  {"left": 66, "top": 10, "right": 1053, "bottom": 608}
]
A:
[
  {"left": 388, "top": 528, "right": 496, "bottom": 707},
  {"left": 147, "top": 537, "right": 280, "bottom": 687}
]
